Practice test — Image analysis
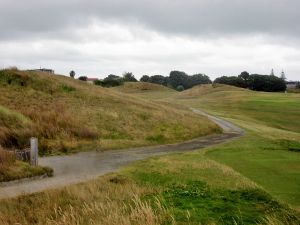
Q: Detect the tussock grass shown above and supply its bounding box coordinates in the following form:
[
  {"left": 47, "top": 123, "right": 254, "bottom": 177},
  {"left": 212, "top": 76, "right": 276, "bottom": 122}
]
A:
[
  {"left": 0, "top": 69, "right": 219, "bottom": 155},
  {"left": 0, "top": 174, "right": 174, "bottom": 225}
]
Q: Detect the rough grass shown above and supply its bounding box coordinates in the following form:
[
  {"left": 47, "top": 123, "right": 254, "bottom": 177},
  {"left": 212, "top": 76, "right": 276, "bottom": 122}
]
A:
[
  {"left": 0, "top": 69, "right": 220, "bottom": 155},
  {"left": 1, "top": 153, "right": 298, "bottom": 224},
  {"left": 0, "top": 147, "right": 52, "bottom": 182},
  {"left": 0, "top": 174, "right": 174, "bottom": 225}
]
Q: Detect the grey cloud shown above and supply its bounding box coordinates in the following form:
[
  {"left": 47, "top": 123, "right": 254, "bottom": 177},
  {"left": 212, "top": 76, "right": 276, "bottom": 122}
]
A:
[{"left": 1, "top": 0, "right": 299, "bottom": 40}]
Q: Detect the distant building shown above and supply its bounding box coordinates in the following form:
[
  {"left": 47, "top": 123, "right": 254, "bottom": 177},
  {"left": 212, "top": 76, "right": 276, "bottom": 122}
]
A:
[
  {"left": 86, "top": 78, "right": 98, "bottom": 84},
  {"left": 29, "top": 68, "right": 54, "bottom": 74},
  {"left": 286, "top": 81, "right": 298, "bottom": 89}
]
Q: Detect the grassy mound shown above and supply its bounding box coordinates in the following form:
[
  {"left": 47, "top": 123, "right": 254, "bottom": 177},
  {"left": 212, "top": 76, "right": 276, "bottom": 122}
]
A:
[
  {"left": 113, "top": 82, "right": 174, "bottom": 93},
  {"left": 0, "top": 69, "right": 220, "bottom": 155}
]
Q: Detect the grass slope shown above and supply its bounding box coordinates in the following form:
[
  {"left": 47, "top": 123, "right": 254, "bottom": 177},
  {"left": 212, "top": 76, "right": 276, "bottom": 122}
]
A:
[
  {"left": 173, "top": 84, "right": 300, "bottom": 209},
  {"left": 0, "top": 83, "right": 299, "bottom": 224},
  {"left": 0, "top": 69, "right": 219, "bottom": 155},
  {"left": 1, "top": 152, "right": 299, "bottom": 224}
]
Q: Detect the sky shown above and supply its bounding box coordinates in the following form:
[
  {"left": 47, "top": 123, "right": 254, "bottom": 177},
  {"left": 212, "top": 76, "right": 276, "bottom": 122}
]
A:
[{"left": 0, "top": 0, "right": 299, "bottom": 80}]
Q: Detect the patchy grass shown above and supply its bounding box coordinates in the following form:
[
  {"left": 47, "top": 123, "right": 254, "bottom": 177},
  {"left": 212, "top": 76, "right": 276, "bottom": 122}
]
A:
[
  {"left": 1, "top": 153, "right": 299, "bottom": 225},
  {"left": 0, "top": 69, "right": 220, "bottom": 155}
]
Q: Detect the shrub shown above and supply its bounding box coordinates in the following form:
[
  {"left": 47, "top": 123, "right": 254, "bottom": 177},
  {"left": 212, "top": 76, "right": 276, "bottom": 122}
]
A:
[
  {"left": 78, "top": 76, "right": 87, "bottom": 81},
  {"left": 176, "top": 85, "right": 184, "bottom": 92}
]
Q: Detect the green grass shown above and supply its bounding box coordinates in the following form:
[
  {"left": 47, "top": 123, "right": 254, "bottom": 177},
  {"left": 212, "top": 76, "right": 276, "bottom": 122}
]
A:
[
  {"left": 0, "top": 161, "right": 53, "bottom": 182},
  {"left": 119, "top": 83, "right": 300, "bottom": 210},
  {"left": 168, "top": 84, "right": 300, "bottom": 209},
  {"left": 121, "top": 152, "right": 299, "bottom": 225},
  {"left": 205, "top": 134, "right": 300, "bottom": 208}
]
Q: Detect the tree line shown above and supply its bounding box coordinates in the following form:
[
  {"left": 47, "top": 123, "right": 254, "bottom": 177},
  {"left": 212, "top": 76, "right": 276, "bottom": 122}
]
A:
[
  {"left": 214, "top": 71, "right": 287, "bottom": 92},
  {"left": 76, "top": 70, "right": 288, "bottom": 92}
]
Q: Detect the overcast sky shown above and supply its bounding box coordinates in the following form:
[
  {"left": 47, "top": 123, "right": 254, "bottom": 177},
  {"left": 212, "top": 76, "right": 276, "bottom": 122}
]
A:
[{"left": 0, "top": 0, "right": 299, "bottom": 80}]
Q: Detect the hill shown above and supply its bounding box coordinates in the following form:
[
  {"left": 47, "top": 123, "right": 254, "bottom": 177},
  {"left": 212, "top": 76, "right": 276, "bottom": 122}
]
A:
[{"left": 0, "top": 69, "right": 220, "bottom": 155}]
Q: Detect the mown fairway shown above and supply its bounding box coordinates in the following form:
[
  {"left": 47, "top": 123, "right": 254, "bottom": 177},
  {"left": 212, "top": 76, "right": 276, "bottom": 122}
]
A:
[{"left": 168, "top": 84, "right": 300, "bottom": 210}]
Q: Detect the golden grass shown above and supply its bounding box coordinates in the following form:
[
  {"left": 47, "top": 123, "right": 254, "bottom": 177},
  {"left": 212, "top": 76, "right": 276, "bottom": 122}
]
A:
[
  {"left": 0, "top": 70, "right": 219, "bottom": 154},
  {"left": 0, "top": 174, "right": 174, "bottom": 225}
]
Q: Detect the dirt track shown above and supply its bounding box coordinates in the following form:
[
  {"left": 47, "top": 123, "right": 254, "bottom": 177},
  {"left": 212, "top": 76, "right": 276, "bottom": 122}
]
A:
[{"left": 0, "top": 109, "right": 243, "bottom": 199}]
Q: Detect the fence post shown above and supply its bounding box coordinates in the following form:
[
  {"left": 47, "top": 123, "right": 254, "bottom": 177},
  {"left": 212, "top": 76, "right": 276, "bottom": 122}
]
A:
[{"left": 30, "top": 137, "right": 38, "bottom": 166}]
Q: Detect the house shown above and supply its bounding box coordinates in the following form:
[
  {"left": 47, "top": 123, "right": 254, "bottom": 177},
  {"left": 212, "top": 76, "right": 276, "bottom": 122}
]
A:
[
  {"left": 286, "top": 81, "right": 298, "bottom": 89},
  {"left": 86, "top": 78, "right": 98, "bottom": 84}
]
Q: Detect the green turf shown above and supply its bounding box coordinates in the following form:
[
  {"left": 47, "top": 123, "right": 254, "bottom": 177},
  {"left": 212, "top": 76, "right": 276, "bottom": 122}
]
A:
[{"left": 122, "top": 152, "right": 300, "bottom": 224}]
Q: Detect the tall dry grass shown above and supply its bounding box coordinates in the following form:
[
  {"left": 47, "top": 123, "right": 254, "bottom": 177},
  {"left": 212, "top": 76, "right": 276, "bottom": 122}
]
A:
[
  {"left": 0, "top": 146, "right": 15, "bottom": 166},
  {"left": 0, "top": 175, "right": 175, "bottom": 225},
  {"left": 0, "top": 70, "right": 220, "bottom": 155}
]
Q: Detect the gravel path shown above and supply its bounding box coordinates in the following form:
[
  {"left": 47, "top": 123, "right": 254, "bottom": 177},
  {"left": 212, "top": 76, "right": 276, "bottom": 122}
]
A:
[{"left": 0, "top": 108, "right": 243, "bottom": 199}]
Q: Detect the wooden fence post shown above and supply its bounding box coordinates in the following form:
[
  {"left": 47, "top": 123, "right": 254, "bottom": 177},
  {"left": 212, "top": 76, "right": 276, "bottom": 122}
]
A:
[{"left": 30, "top": 137, "right": 38, "bottom": 166}]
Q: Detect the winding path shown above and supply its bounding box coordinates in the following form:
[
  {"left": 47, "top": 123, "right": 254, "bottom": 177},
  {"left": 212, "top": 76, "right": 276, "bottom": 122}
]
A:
[{"left": 0, "top": 109, "right": 243, "bottom": 199}]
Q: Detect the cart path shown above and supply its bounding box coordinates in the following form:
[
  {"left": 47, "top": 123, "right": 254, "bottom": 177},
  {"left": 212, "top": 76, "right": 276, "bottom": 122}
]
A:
[{"left": 0, "top": 108, "right": 243, "bottom": 199}]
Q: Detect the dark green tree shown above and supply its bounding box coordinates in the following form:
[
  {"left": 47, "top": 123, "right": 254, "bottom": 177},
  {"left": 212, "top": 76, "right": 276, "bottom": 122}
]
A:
[
  {"left": 123, "top": 72, "right": 137, "bottom": 82},
  {"left": 78, "top": 76, "right": 87, "bottom": 81},
  {"left": 140, "top": 75, "right": 150, "bottom": 82},
  {"left": 69, "top": 70, "right": 75, "bottom": 78}
]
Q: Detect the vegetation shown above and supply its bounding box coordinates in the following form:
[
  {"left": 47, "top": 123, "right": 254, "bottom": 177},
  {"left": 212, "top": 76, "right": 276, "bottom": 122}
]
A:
[
  {"left": 69, "top": 70, "right": 75, "bottom": 78},
  {"left": 214, "top": 72, "right": 287, "bottom": 92},
  {"left": 140, "top": 71, "right": 212, "bottom": 91},
  {"left": 1, "top": 79, "right": 299, "bottom": 224},
  {"left": 0, "top": 151, "right": 298, "bottom": 224},
  {"left": 78, "top": 76, "right": 87, "bottom": 81},
  {"left": 0, "top": 69, "right": 219, "bottom": 156},
  {"left": 0, "top": 146, "right": 53, "bottom": 182},
  {"left": 172, "top": 84, "right": 300, "bottom": 209},
  {"left": 123, "top": 72, "right": 138, "bottom": 82}
]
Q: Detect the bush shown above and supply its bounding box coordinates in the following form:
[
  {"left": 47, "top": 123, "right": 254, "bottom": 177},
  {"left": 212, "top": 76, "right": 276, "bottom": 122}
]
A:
[
  {"left": 78, "top": 76, "right": 87, "bottom": 81},
  {"left": 176, "top": 85, "right": 184, "bottom": 91}
]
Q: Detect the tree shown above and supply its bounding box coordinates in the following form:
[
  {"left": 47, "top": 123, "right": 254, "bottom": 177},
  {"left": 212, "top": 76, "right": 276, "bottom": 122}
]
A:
[
  {"left": 214, "top": 76, "right": 246, "bottom": 88},
  {"left": 70, "top": 70, "right": 75, "bottom": 78},
  {"left": 140, "top": 75, "right": 150, "bottom": 82},
  {"left": 78, "top": 76, "right": 87, "bottom": 81},
  {"left": 187, "top": 74, "right": 212, "bottom": 88},
  {"left": 238, "top": 71, "right": 250, "bottom": 81},
  {"left": 102, "top": 74, "right": 124, "bottom": 87},
  {"left": 149, "top": 75, "right": 168, "bottom": 86},
  {"left": 169, "top": 71, "right": 189, "bottom": 89},
  {"left": 123, "top": 72, "right": 137, "bottom": 82},
  {"left": 296, "top": 82, "right": 300, "bottom": 89},
  {"left": 248, "top": 74, "right": 286, "bottom": 92}
]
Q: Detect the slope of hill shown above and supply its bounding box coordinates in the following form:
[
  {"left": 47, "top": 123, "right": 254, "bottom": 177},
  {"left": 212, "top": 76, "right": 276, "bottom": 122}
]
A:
[
  {"left": 172, "top": 84, "right": 300, "bottom": 209},
  {"left": 0, "top": 69, "right": 220, "bottom": 155}
]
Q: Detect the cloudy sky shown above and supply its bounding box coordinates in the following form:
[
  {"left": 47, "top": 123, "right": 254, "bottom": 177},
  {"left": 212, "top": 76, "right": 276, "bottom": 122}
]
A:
[{"left": 1, "top": 0, "right": 299, "bottom": 80}]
